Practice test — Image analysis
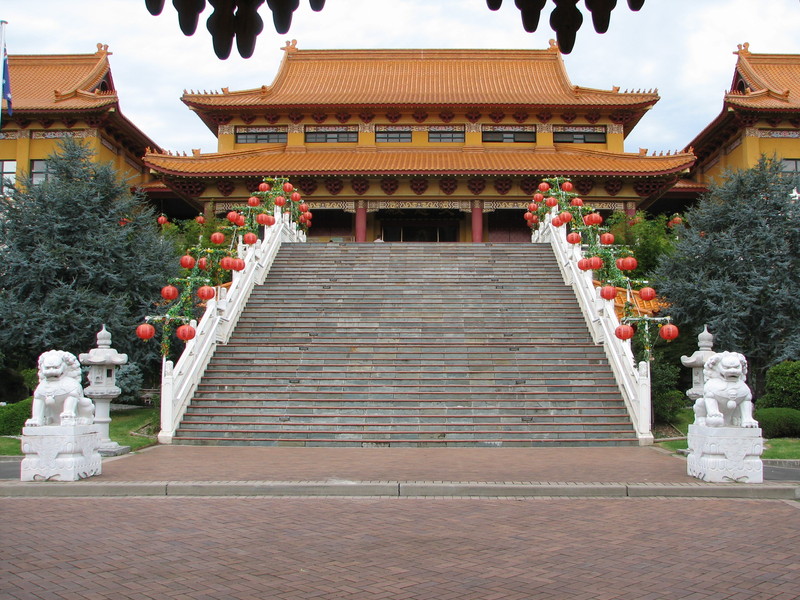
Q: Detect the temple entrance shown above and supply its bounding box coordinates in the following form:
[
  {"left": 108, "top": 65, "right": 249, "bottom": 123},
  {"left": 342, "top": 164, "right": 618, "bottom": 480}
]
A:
[
  {"left": 377, "top": 209, "right": 460, "bottom": 242},
  {"left": 487, "top": 209, "right": 532, "bottom": 243}
]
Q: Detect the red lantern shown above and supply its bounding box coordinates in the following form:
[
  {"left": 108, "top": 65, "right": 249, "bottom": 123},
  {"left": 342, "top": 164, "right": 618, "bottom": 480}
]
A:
[
  {"left": 530, "top": 215, "right": 539, "bottom": 224},
  {"left": 599, "top": 233, "right": 615, "bottom": 245},
  {"left": 176, "top": 324, "right": 196, "bottom": 341},
  {"left": 210, "top": 232, "right": 225, "bottom": 245},
  {"left": 256, "top": 213, "right": 275, "bottom": 226},
  {"left": 235, "top": 215, "right": 246, "bottom": 227},
  {"left": 197, "top": 286, "right": 215, "bottom": 301},
  {"left": 136, "top": 323, "right": 156, "bottom": 340},
  {"left": 179, "top": 255, "right": 196, "bottom": 269},
  {"left": 527, "top": 202, "right": 537, "bottom": 212},
  {"left": 570, "top": 197, "right": 583, "bottom": 207},
  {"left": 283, "top": 182, "right": 294, "bottom": 193},
  {"left": 551, "top": 216, "right": 563, "bottom": 228},
  {"left": 545, "top": 196, "right": 558, "bottom": 207},
  {"left": 274, "top": 195, "right": 286, "bottom": 207},
  {"left": 600, "top": 285, "right": 617, "bottom": 301},
  {"left": 620, "top": 257, "right": 638, "bottom": 271},
  {"left": 566, "top": 232, "right": 581, "bottom": 244},
  {"left": 538, "top": 182, "right": 550, "bottom": 192},
  {"left": 615, "top": 257, "right": 625, "bottom": 270},
  {"left": 533, "top": 193, "right": 544, "bottom": 203},
  {"left": 258, "top": 182, "right": 271, "bottom": 192},
  {"left": 561, "top": 181, "right": 574, "bottom": 192},
  {"left": 220, "top": 256, "right": 234, "bottom": 270},
  {"left": 299, "top": 202, "right": 309, "bottom": 213},
  {"left": 243, "top": 232, "right": 258, "bottom": 245},
  {"left": 161, "top": 285, "right": 179, "bottom": 301},
  {"left": 588, "top": 256, "right": 603, "bottom": 270},
  {"left": 247, "top": 196, "right": 260, "bottom": 207},
  {"left": 559, "top": 211, "right": 573, "bottom": 223},
  {"left": 157, "top": 215, "right": 168, "bottom": 225},
  {"left": 659, "top": 323, "right": 679, "bottom": 341},
  {"left": 304, "top": 211, "right": 313, "bottom": 220},
  {"left": 195, "top": 215, "right": 205, "bottom": 224},
  {"left": 639, "top": 287, "right": 656, "bottom": 301},
  {"left": 668, "top": 216, "right": 683, "bottom": 228},
  {"left": 227, "top": 211, "right": 239, "bottom": 223},
  {"left": 299, "top": 213, "right": 308, "bottom": 224},
  {"left": 578, "top": 258, "right": 591, "bottom": 271},
  {"left": 291, "top": 191, "right": 302, "bottom": 203},
  {"left": 233, "top": 258, "right": 245, "bottom": 271},
  {"left": 198, "top": 257, "right": 208, "bottom": 270},
  {"left": 524, "top": 211, "right": 534, "bottom": 221},
  {"left": 615, "top": 324, "right": 635, "bottom": 340}
]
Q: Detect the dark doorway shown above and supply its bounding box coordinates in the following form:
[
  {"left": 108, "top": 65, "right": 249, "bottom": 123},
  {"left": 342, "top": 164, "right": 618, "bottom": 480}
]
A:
[
  {"left": 487, "top": 209, "right": 532, "bottom": 243},
  {"left": 377, "top": 209, "right": 460, "bottom": 242}
]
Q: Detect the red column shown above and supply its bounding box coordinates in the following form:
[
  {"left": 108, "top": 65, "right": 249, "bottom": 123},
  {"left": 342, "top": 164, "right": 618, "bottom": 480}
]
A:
[
  {"left": 355, "top": 202, "right": 367, "bottom": 242},
  {"left": 471, "top": 200, "right": 483, "bottom": 243}
]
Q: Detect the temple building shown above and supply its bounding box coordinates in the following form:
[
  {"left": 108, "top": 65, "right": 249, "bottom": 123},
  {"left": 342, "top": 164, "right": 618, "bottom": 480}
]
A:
[
  {"left": 661, "top": 43, "right": 800, "bottom": 211},
  {"left": 0, "top": 43, "right": 199, "bottom": 215},
  {"left": 143, "top": 40, "right": 695, "bottom": 242}
]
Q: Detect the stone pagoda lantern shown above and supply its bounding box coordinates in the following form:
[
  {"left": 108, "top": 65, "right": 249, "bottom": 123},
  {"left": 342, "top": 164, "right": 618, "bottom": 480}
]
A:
[
  {"left": 680, "top": 325, "right": 715, "bottom": 402},
  {"left": 79, "top": 326, "right": 130, "bottom": 456}
]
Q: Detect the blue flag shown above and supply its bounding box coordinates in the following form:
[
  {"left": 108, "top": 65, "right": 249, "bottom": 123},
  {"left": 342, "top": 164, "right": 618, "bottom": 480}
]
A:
[{"left": 1, "top": 22, "right": 11, "bottom": 117}]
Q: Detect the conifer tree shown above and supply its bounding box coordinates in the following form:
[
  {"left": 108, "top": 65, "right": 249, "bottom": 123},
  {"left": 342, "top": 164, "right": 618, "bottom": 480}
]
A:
[
  {"left": 652, "top": 156, "right": 800, "bottom": 395},
  {"left": 0, "top": 139, "right": 179, "bottom": 380}
]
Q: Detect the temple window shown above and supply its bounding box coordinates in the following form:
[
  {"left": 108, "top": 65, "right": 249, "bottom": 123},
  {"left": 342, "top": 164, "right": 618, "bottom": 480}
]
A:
[
  {"left": 235, "top": 127, "right": 288, "bottom": 143},
  {"left": 305, "top": 125, "right": 358, "bottom": 143},
  {"left": 428, "top": 127, "right": 465, "bottom": 143},
  {"left": 553, "top": 125, "right": 606, "bottom": 143},
  {"left": 30, "top": 160, "right": 51, "bottom": 185},
  {"left": 781, "top": 158, "right": 800, "bottom": 172},
  {"left": 376, "top": 129, "right": 412, "bottom": 143},
  {"left": 482, "top": 127, "right": 536, "bottom": 143},
  {"left": 0, "top": 160, "right": 15, "bottom": 194}
]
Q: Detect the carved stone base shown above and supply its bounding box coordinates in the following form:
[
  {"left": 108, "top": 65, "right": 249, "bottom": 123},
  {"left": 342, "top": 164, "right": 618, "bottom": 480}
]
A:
[
  {"left": 686, "top": 424, "right": 763, "bottom": 483},
  {"left": 20, "top": 425, "right": 102, "bottom": 482}
]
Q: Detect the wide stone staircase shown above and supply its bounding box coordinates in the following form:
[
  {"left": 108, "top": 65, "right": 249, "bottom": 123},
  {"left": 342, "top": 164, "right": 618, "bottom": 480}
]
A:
[{"left": 173, "top": 243, "right": 638, "bottom": 446}]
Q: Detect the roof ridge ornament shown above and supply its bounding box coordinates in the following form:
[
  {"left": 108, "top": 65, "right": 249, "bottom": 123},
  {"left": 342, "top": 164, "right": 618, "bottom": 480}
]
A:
[
  {"left": 282, "top": 39, "right": 298, "bottom": 53},
  {"left": 95, "top": 43, "right": 110, "bottom": 56},
  {"left": 735, "top": 42, "right": 751, "bottom": 55}
]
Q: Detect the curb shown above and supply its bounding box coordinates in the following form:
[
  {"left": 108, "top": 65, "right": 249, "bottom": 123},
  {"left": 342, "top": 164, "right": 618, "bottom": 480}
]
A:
[{"left": 0, "top": 480, "right": 797, "bottom": 499}]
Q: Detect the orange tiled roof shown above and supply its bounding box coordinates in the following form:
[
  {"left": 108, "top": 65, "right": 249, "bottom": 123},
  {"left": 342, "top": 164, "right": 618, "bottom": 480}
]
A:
[
  {"left": 725, "top": 45, "right": 800, "bottom": 110},
  {"left": 6, "top": 44, "right": 117, "bottom": 112},
  {"left": 143, "top": 146, "right": 694, "bottom": 178},
  {"left": 593, "top": 281, "right": 666, "bottom": 318},
  {"left": 182, "top": 44, "right": 659, "bottom": 110}
]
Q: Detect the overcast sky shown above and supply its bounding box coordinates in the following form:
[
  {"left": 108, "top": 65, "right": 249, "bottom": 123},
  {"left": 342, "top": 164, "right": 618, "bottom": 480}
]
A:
[{"left": 3, "top": 0, "right": 799, "bottom": 154}]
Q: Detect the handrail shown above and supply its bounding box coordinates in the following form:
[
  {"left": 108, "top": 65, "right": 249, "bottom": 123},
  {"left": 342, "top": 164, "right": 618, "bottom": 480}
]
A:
[
  {"left": 538, "top": 216, "right": 653, "bottom": 445},
  {"left": 158, "top": 212, "right": 306, "bottom": 443}
]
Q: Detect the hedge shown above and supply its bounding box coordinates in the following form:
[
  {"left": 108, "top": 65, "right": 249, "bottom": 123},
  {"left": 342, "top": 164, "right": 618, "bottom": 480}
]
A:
[{"left": 754, "top": 407, "right": 800, "bottom": 439}]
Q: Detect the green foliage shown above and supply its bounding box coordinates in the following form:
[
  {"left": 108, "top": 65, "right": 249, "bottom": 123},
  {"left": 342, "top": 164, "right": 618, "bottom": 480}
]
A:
[
  {"left": 650, "top": 356, "right": 688, "bottom": 424},
  {"left": 757, "top": 361, "right": 800, "bottom": 411},
  {"left": 652, "top": 156, "right": 800, "bottom": 395},
  {"left": 606, "top": 211, "right": 677, "bottom": 278},
  {"left": 754, "top": 407, "right": 800, "bottom": 439},
  {"left": 0, "top": 139, "right": 180, "bottom": 383},
  {"left": 0, "top": 398, "right": 32, "bottom": 435}
]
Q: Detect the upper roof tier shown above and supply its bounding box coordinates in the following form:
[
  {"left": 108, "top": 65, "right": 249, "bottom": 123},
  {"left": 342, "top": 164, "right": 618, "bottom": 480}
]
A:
[
  {"left": 6, "top": 43, "right": 118, "bottom": 112},
  {"left": 726, "top": 43, "right": 800, "bottom": 110},
  {"left": 182, "top": 41, "right": 659, "bottom": 112}
]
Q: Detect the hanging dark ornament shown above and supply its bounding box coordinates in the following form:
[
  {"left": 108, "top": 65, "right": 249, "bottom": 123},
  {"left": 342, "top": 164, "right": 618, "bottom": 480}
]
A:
[
  {"left": 174, "top": 0, "right": 207, "bottom": 35},
  {"left": 550, "top": 0, "right": 583, "bottom": 53},
  {"left": 309, "top": 0, "right": 325, "bottom": 10},
  {"left": 515, "top": 0, "right": 547, "bottom": 32},
  {"left": 235, "top": 0, "right": 264, "bottom": 58},
  {"left": 145, "top": 0, "right": 166, "bottom": 15},
  {"left": 486, "top": 0, "right": 503, "bottom": 10},
  {"left": 207, "top": 0, "right": 236, "bottom": 59},
  {"left": 584, "top": 0, "right": 616, "bottom": 33},
  {"left": 627, "top": 0, "right": 645, "bottom": 10},
  {"left": 267, "top": 0, "right": 300, "bottom": 33}
]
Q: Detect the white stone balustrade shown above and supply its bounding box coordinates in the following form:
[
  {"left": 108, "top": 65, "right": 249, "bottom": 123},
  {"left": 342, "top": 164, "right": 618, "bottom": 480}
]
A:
[
  {"left": 158, "top": 215, "right": 306, "bottom": 443},
  {"left": 542, "top": 216, "right": 654, "bottom": 445}
]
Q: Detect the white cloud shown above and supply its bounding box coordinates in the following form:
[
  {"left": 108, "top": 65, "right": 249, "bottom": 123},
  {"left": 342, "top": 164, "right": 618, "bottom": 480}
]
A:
[{"left": 3, "top": 0, "right": 799, "bottom": 154}]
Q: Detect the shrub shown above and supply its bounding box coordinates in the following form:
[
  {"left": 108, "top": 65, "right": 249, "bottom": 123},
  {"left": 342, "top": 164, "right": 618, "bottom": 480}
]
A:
[
  {"left": 754, "top": 407, "right": 800, "bottom": 439},
  {"left": 757, "top": 361, "right": 800, "bottom": 411},
  {"left": 0, "top": 398, "right": 32, "bottom": 435},
  {"left": 650, "top": 357, "right": 688, "bottom": 424}
]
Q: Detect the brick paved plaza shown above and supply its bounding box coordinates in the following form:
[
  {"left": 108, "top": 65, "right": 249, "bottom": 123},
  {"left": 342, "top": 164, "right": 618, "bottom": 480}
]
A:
[{"left": 2, "top": 495, "right": 799, "bottom": 599}]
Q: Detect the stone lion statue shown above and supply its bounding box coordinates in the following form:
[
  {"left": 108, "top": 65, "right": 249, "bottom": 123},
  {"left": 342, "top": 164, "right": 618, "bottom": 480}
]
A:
[
  {"left": 693, "top": 351, "right": 758, "bottom": 428},
  {"left": 25, "top": 350, "right": 94, "bottom": 427}
]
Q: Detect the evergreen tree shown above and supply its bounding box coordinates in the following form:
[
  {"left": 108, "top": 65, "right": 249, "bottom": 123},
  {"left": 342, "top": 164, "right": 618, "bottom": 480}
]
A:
[
  {"left": 652, "top": 156, "right": 800, "bottom": 395},
  {"left": 0, "top": 139, "right": 179, "bottom": 382}
]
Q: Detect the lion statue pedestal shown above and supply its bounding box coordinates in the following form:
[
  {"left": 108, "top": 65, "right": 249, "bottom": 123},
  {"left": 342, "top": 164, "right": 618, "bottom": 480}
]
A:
[
  {"left": 686, "top": 351, "right": 763, "bottom": 483},
  {"left": 20, "top": 350, "right": 101, "bottom": 482}
]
